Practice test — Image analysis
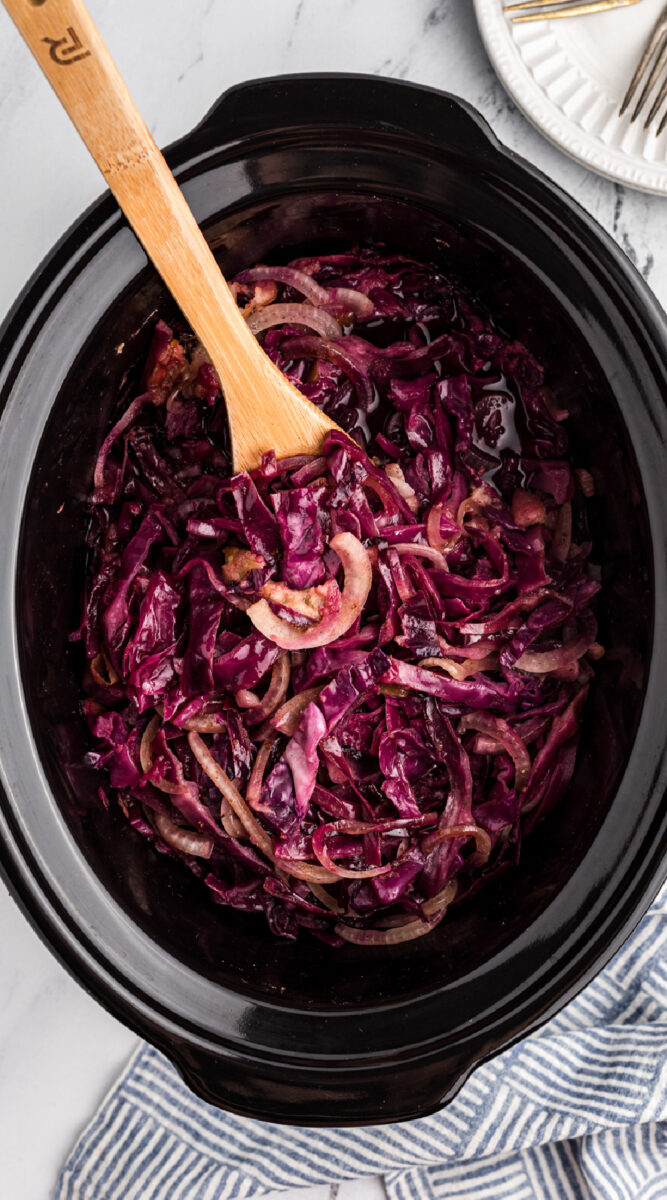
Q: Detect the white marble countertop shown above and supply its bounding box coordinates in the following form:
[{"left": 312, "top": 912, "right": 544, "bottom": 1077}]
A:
[{"left": 0, "top": 2, "right": 665, "bottom": 1196}]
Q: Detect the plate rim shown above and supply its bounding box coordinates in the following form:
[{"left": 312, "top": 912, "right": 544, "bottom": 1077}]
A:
[{"left": 474, "top": 0, "right": 667, "bottom": 196}]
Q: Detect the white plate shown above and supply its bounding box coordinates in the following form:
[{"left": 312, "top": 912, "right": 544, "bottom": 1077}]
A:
[{"left": 474, "top": 0, "right": 667, "bottom": 194}]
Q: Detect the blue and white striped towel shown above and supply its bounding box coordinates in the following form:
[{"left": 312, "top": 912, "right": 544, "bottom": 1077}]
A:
[{"left": 57, "top": 883, "right": 667, "bottom": 1200}]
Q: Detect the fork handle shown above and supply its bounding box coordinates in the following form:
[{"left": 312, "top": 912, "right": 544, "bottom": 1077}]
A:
[{"left": 510, "top": 0, "right": 639, "bottom": 19}]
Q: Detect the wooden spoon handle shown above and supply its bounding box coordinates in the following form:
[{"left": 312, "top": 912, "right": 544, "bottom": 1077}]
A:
[{"left": 2, "top": 0, "right": 297, "bottom": 461}]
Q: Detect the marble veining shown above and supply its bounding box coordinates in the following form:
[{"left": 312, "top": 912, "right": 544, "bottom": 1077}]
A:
[{"left": 0, "top": 1, "right": 665, "bottom": 1197}]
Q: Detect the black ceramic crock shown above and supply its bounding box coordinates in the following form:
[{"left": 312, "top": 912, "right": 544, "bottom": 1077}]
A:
[{"left": 1, "top": 74, "right": 666, "bottom": 1126}]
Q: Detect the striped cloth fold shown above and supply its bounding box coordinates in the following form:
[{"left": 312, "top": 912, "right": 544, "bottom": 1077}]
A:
[{"left": 57, "top": 883, "right": 667, "bottom": 1200}]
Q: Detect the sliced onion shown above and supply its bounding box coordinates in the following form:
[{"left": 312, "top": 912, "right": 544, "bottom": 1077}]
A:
[
  {"left": 248, "top": 579, "right": 342, "bottom": 650},
  {"left": 421, "top": 823, "right": 491, "bottom": 862},
  {"left": 230, "top": 279, "right": 277, "bottom": 313},
  {"left": 312, "top": 829, "right": 392, "bottom": 879},
  {"left": 154, "top": 811, "right": 214, "bottom": 859},
  {"left": 180, "top": 714, "right": 229, "bottom": 733},
  {"left": 248, "top": 533, "right": 371, "bottom": 650},
  {"left": 544, "top": 391, "right": 569, "bottom": 422},
  {"left": 421, "top": 880, "right": 458, "bottom": 917},
  {"left": 420, "top": 654, "right": 499, "bottom": 680},
  {"left": 551, "top": 662, "right": 580, "bottom": 682},
  {"left": 311, "top": 817, "right": 432, "bottom": 880},
  {"left": 188, "top": 731, "right": 275, "bottom": 863},
  {"left": 234, "top": 266, "right": 330, "bottom": 305},
  {"left": 240, "top": 655, "right": 291, "bottom": 727},
  {"left": 269, "top": 686, "right": 324, "bottom": 736},
  {"left": 139, "top": 713, "right": 161, "bottom": 774},
  {"left": 329, "top": 531, "right": 373, "bottom": 631},
  {"left": 220, "top": 800, "right": 245, "bottom": 840},
  {"left": 335, "top": 909, "right": 446, "bottom": 945},
  {"left": 307, "top": 883, "right": 344, "bottom": 914},
  {"left": 234, "top": 268, "right": 373, "bottom": 322},
  {"left": 457, "top": 484, "right": 498, "bottom": 526},
  {"left": 379, "top": 682, "right": 411, "bottom": 698},
  {"left": 384, "top": 463, "right": 419, "bottom": 513},
  {"left": 473, "top": 733, "right": 500, "bottom": 754},
  {"left": 90, "top": 653, "right": 119, "bottom": 687},
  {"left": 327, "top": 286, "right": 375, "bottom": 318},
  {"left": 245, "top": 733, "right": 277, "bottom": 809},
  {"left": 437, "top": 636, "right": 499, "bottom": 660},
  {"left": 515, "top": 615, "right": 596, "bottom": 674},
  {"left": 280, "top": 860, "right": 340, "bottom": 884},
  {"left": 426, "top": 501, "right": 460, "bottom": 552},
  {"left": 459, "top": 712, "right": 531, "bottom": 792},
  {"left": 247, "top": 303, "right": 342, "bottom": 339},
  {"left": 392, "top": 542, "right": 449, "bottom": 570},
  {"left": 515, "top": 637, "right": 592, "bottom": 674}
]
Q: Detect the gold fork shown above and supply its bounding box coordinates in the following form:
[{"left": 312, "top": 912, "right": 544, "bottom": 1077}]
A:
[
  {"left": 619, "top": 3, "right": 667, "bottom": 134},
  {"left": 505, "top": 0, "right": 643, "bottom": 23}
]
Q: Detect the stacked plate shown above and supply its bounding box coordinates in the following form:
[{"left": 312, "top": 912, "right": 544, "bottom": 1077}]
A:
[{"left": 474, "top": 0, "right": 667, "bottom": 193}]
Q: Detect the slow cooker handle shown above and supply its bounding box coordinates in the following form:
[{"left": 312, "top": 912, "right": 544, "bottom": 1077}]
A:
[
  {"left": 166, "top": 1039, "right": 480, "bottom": 1125},
  {"left": 188, "top": 74, "right": 504, "bottom": 165}
]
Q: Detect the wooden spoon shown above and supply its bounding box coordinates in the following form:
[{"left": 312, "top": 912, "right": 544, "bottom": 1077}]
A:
[{"left": 3, "top": 0, "right": 342, "bottom": 471}]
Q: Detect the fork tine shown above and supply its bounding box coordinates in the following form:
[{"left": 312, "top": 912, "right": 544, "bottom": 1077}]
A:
[
  {"left": 628, "top": 36, "right": 662, "bottom": 120},
  {"left": 645, "top": 69, "right": 667, "bottom": 128},
  {"left": 658, "top": 103, "right": 667, "bottom": 136},
  {"left": 620, "top": 10, "right": 667, "bottom": 117},
  {"left": 628, "top": 38, "right": 667, "bottom": 121}
]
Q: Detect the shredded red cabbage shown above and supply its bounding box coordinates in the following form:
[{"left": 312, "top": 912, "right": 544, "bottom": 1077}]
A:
[{"left": 78, "top": 248, "right": 602, "bottom": 946}]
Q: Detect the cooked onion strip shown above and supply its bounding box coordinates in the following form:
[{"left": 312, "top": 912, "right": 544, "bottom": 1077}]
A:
[
  {"left": 391, "top": 542, "right": 449, "bottom": 569},
  {"left": 269, "top": 686, "right": 324, "bottom": 736},
  {"left": 515, "top": 621, "right": 595, "bottom": 674},
  {"left": 420, "top": 654, "right": 499, "bottom": 680},
  {"left": 154, "top": 811, "right": 214, "bottom": 859},
  {"left": 383, "top": 463, "right": 419, "bottom": 514},
  {"left": 335, "top": 908, "right": 447, "bottom": 945},
  {"left": 238, "top": 655, "right": 291, "bottom": 726},
  {"left": 278, "top": 860, "right": 340, "bottom": 884},
  {"left": 91, "top": 653, "right": 119, "bottom": 687},
  {"left": 139, "top": 713, "right": 161, "bottom": 774},
  {"left": 248, "top": 533, "right": 371, "bottom": 650},
  {"left": 180, "top": 714, "right": 229, "bottom": 733},
  {"left": 422, "top": 880, "right": 458, "bottom": 917},
  {"left": 307, "top": 883, "right": 344, "bottom": 914},
  {"left": 247, "top": 303, "right": 342, "bottom": 339},
  {"left": 421, "top": 823, "right": 491, "bottom": 862},
  {"left": 188, "top": 731, "right": 274, "bottom": 862},
  {"left": 245, "top": 734, "right": 277, "bottom": 809},
  {"left": 459, "top": 712, "right": 531, "bottom": 792}
]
